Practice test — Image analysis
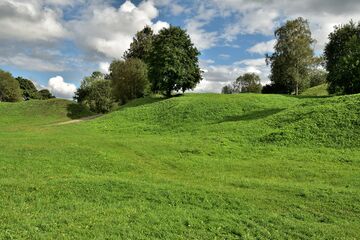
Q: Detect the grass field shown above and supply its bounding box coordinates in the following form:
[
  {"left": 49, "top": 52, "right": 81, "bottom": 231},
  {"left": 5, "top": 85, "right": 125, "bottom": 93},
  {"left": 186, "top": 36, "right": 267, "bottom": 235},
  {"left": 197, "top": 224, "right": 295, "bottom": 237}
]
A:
[{"left": 0, "top": 94, "right": 359, "bottom": 239}]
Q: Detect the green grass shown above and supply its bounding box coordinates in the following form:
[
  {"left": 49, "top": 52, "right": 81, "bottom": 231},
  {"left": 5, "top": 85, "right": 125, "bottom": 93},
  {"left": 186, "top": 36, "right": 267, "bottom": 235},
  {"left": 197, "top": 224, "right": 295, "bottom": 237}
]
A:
[
  {"left": 301, "top": 84, "right": 329, "bottom": 96},
  {"left": 0, "top": 94, "right": 359, "bottom": 239}
]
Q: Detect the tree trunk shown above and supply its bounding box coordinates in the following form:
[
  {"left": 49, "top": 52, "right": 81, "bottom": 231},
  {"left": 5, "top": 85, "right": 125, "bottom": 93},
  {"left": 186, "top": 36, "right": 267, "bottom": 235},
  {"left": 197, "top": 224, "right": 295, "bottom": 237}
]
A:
[{"left": 295, "top": 82, "right": 299, "bottom": 96}]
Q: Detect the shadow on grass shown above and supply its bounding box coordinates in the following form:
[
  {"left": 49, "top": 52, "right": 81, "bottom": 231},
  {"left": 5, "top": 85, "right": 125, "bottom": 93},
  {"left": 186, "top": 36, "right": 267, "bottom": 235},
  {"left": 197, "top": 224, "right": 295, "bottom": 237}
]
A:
[
  {"left": 219, "top": 108, "right": 285, "bottom": 123},
  {"left": 67, "top": 103, "right": 94, "bottom": 119}
]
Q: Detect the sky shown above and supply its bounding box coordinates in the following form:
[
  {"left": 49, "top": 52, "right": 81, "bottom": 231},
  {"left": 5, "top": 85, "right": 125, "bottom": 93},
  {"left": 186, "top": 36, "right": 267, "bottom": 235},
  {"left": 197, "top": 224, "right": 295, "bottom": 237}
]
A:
[{"left": 0, "top": 0, "right": 359, "bottom": 98}]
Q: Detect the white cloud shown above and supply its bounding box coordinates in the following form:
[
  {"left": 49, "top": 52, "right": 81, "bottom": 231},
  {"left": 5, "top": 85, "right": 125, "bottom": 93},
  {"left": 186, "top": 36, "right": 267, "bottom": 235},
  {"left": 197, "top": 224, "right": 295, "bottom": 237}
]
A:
[
  {"left": 0, "top": 0, "right": 67, "bottom": 42},
  {"left": 99, "top": 62, "right": 110, "bottom": 74},
  {"left": 47, "top": 76, "right": 77, "bottom": 99},
  {"left": 247, "top": 39, "right": 276, "bottom": 55},
  {"left": 194, "top": 57, "right": 270, "bottom": 93},
  {"left": 68, "top": 1, "right": 169, "bottom": 59}
]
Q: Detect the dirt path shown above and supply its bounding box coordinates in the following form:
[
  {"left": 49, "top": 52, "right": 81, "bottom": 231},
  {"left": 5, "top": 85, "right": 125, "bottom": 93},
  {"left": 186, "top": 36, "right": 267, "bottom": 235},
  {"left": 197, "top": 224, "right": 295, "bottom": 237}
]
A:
[{"left": 54, "top": 114, "right": 103, "bottom": 126}]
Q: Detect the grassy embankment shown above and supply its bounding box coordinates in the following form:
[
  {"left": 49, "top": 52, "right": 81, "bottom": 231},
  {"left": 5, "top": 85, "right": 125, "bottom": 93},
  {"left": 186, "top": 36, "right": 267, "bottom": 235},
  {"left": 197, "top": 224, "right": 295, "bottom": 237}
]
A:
[{"left": 0, "top": 94, "right": 359, "bottom": 239}]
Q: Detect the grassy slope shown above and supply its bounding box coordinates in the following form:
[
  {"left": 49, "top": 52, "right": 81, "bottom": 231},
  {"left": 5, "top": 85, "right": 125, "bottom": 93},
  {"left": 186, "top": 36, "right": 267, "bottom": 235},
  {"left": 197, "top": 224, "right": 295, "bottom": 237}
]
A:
[
  {"left": 0, "top": 94, "right": 359, "bottom": 239},
  {"left": 301, "top": 84, "right": 329, "bottom": 96}
]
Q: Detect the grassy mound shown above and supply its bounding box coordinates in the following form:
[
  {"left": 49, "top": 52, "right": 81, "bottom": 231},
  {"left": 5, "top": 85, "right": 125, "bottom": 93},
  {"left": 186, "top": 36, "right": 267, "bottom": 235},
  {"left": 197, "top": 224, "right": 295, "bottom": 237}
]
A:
[
  {"left": 89, "top": 93, "right": 300, "bottom": 133},
  {"left": 0, "top": 99, "right": 93, "bottom": 129},
  {"left": 0, "top": 94, "right": 359, "bottom": 239},
  {"left": 264, "top": 94, "right": 360, "bottom": 147},
  {"left": 301, "top": 84, "right": 329, "bottom": 96}
]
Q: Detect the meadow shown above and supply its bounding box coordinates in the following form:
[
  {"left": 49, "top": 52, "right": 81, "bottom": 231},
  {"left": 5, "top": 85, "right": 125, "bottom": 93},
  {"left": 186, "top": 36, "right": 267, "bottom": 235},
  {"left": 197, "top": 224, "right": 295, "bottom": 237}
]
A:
[{"left": 0, "top": 93, "right": 359, "bottom": 239}]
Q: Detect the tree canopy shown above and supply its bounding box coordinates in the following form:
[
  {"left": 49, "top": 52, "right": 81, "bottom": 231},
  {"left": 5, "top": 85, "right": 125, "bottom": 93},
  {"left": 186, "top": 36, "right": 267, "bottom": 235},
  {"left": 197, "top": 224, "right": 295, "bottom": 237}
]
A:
[
  {"left": 0, "top": 70, "right": 22, "bottom": 102},
  {"left": 75, "top": 72, "right": 114, "bottom": 113},
  {"left": 124, "top": 26, "right": 154, "bottom": 65},
  {"left": 324, "top": 21, "right": 360, "bottom": 94},
  {"left": 110, "top": 58, "right": 149, "bottom": 104},
  {"left": 16, "top": 77, "right": 40, "bottom": 100},
  {"left": 266, "top": 17, "right": 315, "bottom": 95},
  {"left": 148, "top": 26, "right": 202, "bottom": 96}
]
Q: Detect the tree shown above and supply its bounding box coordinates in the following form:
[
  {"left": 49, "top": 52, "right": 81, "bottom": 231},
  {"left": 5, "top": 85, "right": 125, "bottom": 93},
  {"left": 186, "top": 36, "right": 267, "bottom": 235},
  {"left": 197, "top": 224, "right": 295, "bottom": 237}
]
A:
[
  {"left": 148, "top": 26, "right": 202, "bottom": 97},
  {"left": 16, "top": 77, "right": 40, "bottom": 100},
  {"left": 0, "top": 70, "right": 22, "bottom": 102},
  {"left": 309, "top": 69, "right": 327, "bottom": 87},
  {"left": 235, "top": 73, "right": 262, "bottom": 93},
  {"left": 124, "top": 26, "right": 154, "bottom": 65},
  {"left": 266, "top": 17, "right": 315, "bottom": 95},
  {"left": 324, "top": 21, "right": 360, "bottom": 94},
  {"left": 110, "top": 58, "right": 149, "bottom": 104},
  {"left": 38, "top": 89, "right": 55, "bottom": 100},
  {"left": 221, "top": 85, "right": 234, "bottom": 94},
  {"left": 74, "top": 72, "right": 114, "bottom": 113}
]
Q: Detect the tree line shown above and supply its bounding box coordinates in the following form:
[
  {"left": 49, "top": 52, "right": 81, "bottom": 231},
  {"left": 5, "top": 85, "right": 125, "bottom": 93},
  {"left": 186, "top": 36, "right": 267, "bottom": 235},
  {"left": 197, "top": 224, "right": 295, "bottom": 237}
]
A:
[
  {"left": 75, "top": 25, "right": 202, "bottom": 113},
  {"left": 223, "top": 18, "right": 360, "bottom": 96},
  {"left": 0, "top": 70, "right": 54, "bottom": 102}
]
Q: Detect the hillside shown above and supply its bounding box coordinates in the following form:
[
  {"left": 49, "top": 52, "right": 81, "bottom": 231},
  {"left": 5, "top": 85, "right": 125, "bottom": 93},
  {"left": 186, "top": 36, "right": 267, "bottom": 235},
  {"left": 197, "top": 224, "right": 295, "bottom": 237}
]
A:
[
  {"left": 0, "top": 94, "right": 359, "bottom": 239},
  {"left": 301, "top": 84, "right": 329, "bottom": 96}
]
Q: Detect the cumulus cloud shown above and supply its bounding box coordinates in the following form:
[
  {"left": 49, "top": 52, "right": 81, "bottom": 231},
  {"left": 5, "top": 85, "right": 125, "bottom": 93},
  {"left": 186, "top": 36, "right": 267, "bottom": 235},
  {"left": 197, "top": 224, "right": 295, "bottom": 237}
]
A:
[
  {"left": 68, "top": 0, "right": 169, "bottom": 59},
  {"left": 47, "top": 76, "right": 77, "bottom": 99},
  {"left": 194, "top": 57, "right": 270, "bottom": 93},
  {"left": 0, "top": 0, "right": 67, "bottom": 42},
  {"left": 99, "top": 62, "right": 110, "bottom": 74},
  {"left": 247, "top": 40, "right": 276, "bottom": 55}
]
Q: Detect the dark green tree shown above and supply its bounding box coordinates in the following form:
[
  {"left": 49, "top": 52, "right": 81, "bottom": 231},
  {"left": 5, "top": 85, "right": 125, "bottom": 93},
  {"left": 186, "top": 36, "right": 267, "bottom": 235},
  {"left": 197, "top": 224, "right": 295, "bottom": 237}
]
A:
[
  {"left": 110, "top": 58, "right": 149, "bottom": 104},
  {"left": 148, "top": 26, "right": 202, "bottom": 97},
  {"left": 124, "top": 26, "right": 154, "bottom": 65},
  {"left": 266, "top": 17, "right": 315, "bottom": 95},
  {"left": 16, "top": 77, "right": 40, "bottom": 99},
  {"left": 74, "top": 72, "right": 114, "bottom": 113},
  {"left": 235, "top": 73, "right": 262, "bottom": 93},
  {"left": 324, "top": 21, "right": 360, "bottom": 94},
  {"left": 38, "top": 89, "right": 55, "bottom": 100},
  {"left": 221, "top": 84, "right": 234, "bottom": 94},
  {"left": 0, "top": 70, "right": 22, "bottom": 102}
]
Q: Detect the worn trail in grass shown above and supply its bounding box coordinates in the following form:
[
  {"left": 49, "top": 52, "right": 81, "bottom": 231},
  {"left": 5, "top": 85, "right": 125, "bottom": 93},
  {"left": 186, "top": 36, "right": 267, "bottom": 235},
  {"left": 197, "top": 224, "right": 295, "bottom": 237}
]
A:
[{"left": 0, "top": 94, "right": 359, "bottom": 239}]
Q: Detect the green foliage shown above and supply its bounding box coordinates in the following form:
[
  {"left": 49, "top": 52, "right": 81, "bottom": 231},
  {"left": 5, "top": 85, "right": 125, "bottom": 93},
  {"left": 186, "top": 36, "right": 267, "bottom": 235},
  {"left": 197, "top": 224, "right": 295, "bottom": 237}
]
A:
[
  {"left": 75, "top": 72, "right": 114, "bottom": 113},
  {"left": 148, "top": 26, "right": 202, "bottom": 96},
  {"left": 309, "top": 69, "right": 327, "bottom": 87},
  {"left": 324, "top": 21, "right": 360, "bottom": 94},
  {"left": 1, "top": 94, "right": 360, "bottom": 239},
  {"left": 0, "top": 69, "right": 22, "bottom": 102},
  {"left": 16, "top": 77, "right": 40, "bottom": 99},
  {"left": 123, "top": 26, "right": 154, "bottom": 64},
  {"left": 38, "top": 89, "right": 55, "bottom": 100},
  {"left": 236, "top": 73, "right": 262, "bottom": 93},
  {"left": 110, "top": 58, "right": 150, "bottom": 104},
  {"left": 267, "top": 17, "right": 315, "bottom": 95},
  {"left": 221, "top": 84, "right": 234, "bottom": 94}
]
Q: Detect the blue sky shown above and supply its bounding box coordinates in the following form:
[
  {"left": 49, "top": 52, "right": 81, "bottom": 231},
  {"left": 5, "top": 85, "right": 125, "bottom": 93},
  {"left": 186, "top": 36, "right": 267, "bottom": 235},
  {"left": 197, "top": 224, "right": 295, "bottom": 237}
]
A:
[{"left": 0, "top": 0, "right": 359, "bottom": 98}]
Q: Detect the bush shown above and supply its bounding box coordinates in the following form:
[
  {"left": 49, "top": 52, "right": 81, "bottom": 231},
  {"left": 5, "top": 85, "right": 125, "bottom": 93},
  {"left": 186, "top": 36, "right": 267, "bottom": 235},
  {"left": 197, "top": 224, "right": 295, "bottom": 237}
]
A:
[
  {"left": 16, "top": 77, "right": 40, "bottom": 100},
  {"left": 38, "top": 89, "right": 55, "bottom": 100}
]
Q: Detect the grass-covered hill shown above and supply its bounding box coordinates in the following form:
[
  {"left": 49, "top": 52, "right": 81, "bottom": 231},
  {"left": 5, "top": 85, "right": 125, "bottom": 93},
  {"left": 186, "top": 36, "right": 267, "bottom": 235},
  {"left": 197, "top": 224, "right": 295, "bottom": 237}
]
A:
[{"left": 0, "top": 94, "right": 359, "bottom": 239}]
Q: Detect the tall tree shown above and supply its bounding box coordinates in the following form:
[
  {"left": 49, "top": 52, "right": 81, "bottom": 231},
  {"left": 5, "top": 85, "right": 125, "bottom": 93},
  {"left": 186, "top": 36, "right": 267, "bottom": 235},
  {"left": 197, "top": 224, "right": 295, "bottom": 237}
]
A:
[
  {"left": 110, "top": 58, "right": 149, "bottom": 104},
  {"left": 235, "top": 73, "right": 262, "bottom": 93},
  {"left": 74, "top": 72, "right": 114, "bottom": 113},
  {"left": 148, "top": 26, "right": 202, "bottom": 97},
  {"left": 266, "top": 17, "right": 315, "bottom": 95},
  {"left": 123, "top": 26, "right": 154, "bottom": 64},
  {"left": 324, "top": 21, "right": 360, "bottom": 94},
  {"left": 0, "top": 70, "right": 22, "bottom": 102},
  {"left": 16, "top": 77, "right": 40, "bottom": 99}
]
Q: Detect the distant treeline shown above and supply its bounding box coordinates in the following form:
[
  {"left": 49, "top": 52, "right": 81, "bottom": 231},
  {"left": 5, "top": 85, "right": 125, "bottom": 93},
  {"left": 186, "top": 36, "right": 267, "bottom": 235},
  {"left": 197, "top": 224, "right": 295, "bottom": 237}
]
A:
[
  {"left": 0, "top": 70, "right": 54, "bottom": 102},
  {"left": 223, "top": 18, "right": 360, "bottom": 96}
]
